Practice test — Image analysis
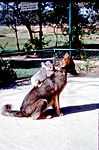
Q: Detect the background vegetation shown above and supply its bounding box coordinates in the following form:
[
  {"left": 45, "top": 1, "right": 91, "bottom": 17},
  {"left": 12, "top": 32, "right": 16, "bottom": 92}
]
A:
[
  {"left": 0, "top": 1, "right": 98, "bottom": 52},
  {"left": 0, "top": 1, "right": 99, "bottom": 87}
]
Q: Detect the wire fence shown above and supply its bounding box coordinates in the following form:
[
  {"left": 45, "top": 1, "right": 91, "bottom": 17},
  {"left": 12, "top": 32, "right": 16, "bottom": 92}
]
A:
[
  {"left": 1, "top": 48, "right": 99, "bottom": 67},
  {"left": 1, "top": 48, "right": 99, "bottom": 59},
  {"left": 0, "top": 48, "right": 99, "bottom": 79},
  {"left": 49, "top": 48, "right": 99, "bottom": 61}
]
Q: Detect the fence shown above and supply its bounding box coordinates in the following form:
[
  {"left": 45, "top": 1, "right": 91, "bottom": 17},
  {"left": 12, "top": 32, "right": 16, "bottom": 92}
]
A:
[
  {"left": 49, "top": 48, "right": 99, "bottom": 61},
  {"left": 0, "top": 48, "right": 99, "bottom": 79},
  {"left": 1, "top": 48, "right": 99, "bottom": 67},
  {"left": 47, "top": 48, "right": 99, "bottom": 75},
  {"left": 1, "top": 48, "right": 99, "bottom": 59}
]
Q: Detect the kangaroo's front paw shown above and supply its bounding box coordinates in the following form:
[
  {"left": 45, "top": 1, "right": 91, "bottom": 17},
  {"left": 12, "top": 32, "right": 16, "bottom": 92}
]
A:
[
  {"left": 46, "top": 115, "right": 52, "bottom": 119},
  {"left": 59, "top": 113, "right": 63, "bottom": 116}
]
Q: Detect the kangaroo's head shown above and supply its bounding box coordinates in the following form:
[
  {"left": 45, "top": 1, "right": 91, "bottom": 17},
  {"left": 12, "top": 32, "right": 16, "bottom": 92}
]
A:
[
  {"left": 54, "top": 53, "right": 77, "bottom": 75},
  {"left": 54, "top": 53, "right": 78, "bottom": 75},
  {"left": 63, "top": 53, "right": 78, "bottom": 75}
]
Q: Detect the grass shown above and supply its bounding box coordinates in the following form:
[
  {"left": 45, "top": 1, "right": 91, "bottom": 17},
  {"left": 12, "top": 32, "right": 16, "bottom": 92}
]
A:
[
  {"left": 0, "top": 25, "right": 99, "bottom": 80},
  {"left": 14, "top": 68, "right": 40, "bottom": 79},
  {"left": 0, "top": 26, "right": 29, "bottom": 52},
  {"left": 0, "top": 25, "right": 99, "bottom": 53}
]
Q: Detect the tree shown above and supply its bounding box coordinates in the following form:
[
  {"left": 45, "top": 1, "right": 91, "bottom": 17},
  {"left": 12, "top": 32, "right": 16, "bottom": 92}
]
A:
[
  {"left": 0, "top": 2, "right": 20, "bottom": 51},
  {"left": 0, "top": 2, "right": 98, "bottom": 50},
  {"left": 42, "top": 2, "right": 69, "bottom": 47}
]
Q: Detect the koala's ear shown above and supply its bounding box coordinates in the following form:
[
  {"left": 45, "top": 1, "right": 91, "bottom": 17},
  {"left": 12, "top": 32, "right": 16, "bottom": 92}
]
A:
[{"left": 41, "top": 62, "right": 45, "bottom": 67}]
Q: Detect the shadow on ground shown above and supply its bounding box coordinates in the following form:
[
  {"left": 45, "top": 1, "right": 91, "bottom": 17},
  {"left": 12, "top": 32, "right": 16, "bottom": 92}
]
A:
[{"left": 44, "top": 103, "right": 99, "bottom": 119}]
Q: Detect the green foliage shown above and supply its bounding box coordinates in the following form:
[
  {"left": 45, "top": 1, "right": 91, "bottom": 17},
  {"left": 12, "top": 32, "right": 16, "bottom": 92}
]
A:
[
  {"left": 0, "top": 58, "right": 17, "bottom": 87},
  {"left": 22, "top": 38, "right": 39, "bottom": 51},
  {"left": 15, "top": 68, "right": 40, "bottom": 79},
  {"left": 22, "top": 37, "right": 50, "bottom": 51}
]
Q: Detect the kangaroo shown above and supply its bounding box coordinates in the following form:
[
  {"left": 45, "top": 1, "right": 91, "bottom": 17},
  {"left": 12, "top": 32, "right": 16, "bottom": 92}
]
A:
[{"left": 2, "top": 53, "right": 78, "bottom": 119}]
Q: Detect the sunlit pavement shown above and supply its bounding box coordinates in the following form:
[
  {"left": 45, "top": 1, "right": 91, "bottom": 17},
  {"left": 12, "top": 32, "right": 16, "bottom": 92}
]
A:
[{"left": 0, "top": 75, "right": 99, "bottom": 150}]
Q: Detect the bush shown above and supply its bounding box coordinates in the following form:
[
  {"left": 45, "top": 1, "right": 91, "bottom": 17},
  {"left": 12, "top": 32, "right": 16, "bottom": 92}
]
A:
[
  {"left": 0, "top": 59, "right": 17, "bottom": 87},
  {"left": 22, "top": 37, "right": 50, "bottom": 51}
]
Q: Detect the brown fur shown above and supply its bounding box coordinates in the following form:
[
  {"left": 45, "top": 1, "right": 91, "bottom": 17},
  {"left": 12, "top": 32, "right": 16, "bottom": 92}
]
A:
[{"left": 1, "top": 53, "right": 77, "bottom": 119}]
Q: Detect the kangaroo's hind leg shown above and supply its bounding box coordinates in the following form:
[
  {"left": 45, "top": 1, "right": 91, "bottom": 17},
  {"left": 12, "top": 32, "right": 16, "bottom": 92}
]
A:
[
  {"left": 51, "top": 94, "right": 63, "bottom": 117},
  {"left": 31, "top": 99, "right": 48, "bottom": 120}
]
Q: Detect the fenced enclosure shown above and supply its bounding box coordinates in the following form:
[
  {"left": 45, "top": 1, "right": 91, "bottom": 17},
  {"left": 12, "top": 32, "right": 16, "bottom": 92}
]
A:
[
  {"left": 0, "top": 1, "right": 99, "bottom": 84},
  {"left": 0, "top": 48, "right": 99, "bottom": 81},
  {"left": 0, "top": 17, "right": 99, "bottom": 80}
]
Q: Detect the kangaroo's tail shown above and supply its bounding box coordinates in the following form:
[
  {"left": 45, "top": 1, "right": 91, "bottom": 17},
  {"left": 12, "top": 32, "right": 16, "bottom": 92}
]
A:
[{"left": 1, "top": 104, "right": 25, "bottom": 117}]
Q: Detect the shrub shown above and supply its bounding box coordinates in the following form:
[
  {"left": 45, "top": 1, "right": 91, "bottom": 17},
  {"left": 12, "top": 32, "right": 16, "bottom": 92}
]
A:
[
  {"left": 0, "top": 58, "right": 17, "bottom": 87},
  {"left": 22, "top": 37, "right": 50, "bottom": 51}
]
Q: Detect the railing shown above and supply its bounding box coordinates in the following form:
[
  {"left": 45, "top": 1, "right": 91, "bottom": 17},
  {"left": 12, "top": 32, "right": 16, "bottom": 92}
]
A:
[
  {"left": 0, "top": 48, "right": 99, "bottom": 80},
  {"left": 0, "top": 48, "right": 99, "bottom": 58}
]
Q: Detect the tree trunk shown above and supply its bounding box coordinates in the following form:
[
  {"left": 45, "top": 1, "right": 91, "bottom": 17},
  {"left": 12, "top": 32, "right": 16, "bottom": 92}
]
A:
[
  {"left": 53, "top": 25, "right": 58, "bottom": 47},
  {"left": 15, "top": 26, "right": 20, "bottom": 51},
  {"left": 11, "top": 25, "right": 20, "bottom": 51},
  {"left": 26, "top": 25, "right": 33, "bottom": 41}
]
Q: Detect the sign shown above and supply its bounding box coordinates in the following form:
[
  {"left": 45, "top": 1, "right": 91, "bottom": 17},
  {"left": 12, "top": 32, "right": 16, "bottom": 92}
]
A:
[{"left": 21, "top": 2, "right": 38, "bottom": 11}]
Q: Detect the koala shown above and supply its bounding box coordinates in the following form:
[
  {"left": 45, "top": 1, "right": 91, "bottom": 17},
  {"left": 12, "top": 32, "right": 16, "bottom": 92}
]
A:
[{"left": 31, "top": 61, "right": 54, "bottom": 88}]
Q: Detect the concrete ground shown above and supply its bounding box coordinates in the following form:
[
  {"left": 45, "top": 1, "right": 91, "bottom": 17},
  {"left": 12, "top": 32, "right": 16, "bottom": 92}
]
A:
[{"left": 0, "top": 75, "right": 99, "bottom": 150}]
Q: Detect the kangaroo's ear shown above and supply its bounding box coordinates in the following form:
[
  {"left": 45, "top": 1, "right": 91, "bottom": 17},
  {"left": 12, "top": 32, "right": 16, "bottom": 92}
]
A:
[{"left": 64, "top": 53, "right": 70, "bottom": 65}]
